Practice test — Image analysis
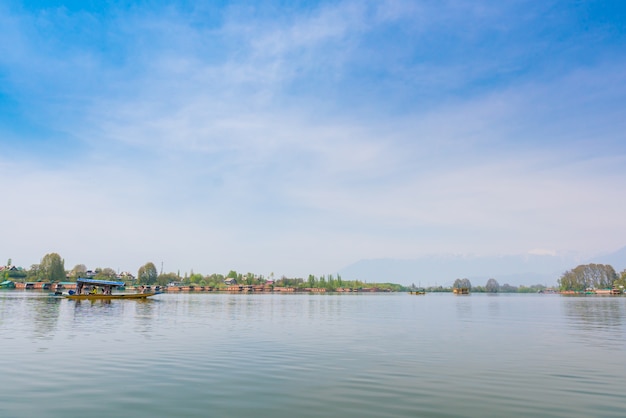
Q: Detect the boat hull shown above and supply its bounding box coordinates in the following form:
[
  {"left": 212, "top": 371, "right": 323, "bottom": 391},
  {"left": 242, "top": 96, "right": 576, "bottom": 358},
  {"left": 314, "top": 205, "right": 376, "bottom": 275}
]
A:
[{"left": 65, "top": 293, "right": 158, "bottom": 300}]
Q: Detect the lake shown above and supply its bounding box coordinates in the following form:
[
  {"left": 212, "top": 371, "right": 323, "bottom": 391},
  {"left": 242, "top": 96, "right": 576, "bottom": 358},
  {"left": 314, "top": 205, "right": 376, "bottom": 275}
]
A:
[{"left": 1, "top": 291, "right": 625, "bottom": 417}]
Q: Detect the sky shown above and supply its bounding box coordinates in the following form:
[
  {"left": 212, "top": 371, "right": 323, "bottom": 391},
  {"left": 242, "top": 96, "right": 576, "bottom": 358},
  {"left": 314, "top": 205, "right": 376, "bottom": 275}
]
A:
[{"left": 1, "top": 0, "right": 625, "bottom": 279}]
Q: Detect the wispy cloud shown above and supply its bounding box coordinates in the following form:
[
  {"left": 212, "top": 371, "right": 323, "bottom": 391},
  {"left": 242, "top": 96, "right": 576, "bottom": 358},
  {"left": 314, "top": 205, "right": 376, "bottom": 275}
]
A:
[{"left": 1, "top": 1, "right": 625, "bottom": 277}]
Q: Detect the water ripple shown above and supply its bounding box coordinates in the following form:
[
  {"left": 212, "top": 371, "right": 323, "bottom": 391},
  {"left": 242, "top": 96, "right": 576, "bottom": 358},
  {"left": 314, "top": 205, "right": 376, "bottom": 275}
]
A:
[{"left": 1, "top": 292, "right": 625, "bottom": 417}]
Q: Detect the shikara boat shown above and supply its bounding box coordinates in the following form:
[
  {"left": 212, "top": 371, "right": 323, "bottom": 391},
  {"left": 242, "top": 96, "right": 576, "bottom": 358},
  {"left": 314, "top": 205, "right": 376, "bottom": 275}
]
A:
[{"left": 62, "top": 278, "right": 159, "bottom": 300}]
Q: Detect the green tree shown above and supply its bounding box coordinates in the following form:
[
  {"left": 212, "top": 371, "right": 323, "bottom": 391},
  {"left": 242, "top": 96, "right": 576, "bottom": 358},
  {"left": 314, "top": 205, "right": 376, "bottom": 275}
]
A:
[
  {"left": 319, "top": 275, "right": 326, "bottom": 288},
  {"left": 95, "top": 267, "right": 117, "bottom": 280},
  {"left": 485, "top": 278, "right": 500, "bottom": 293},
  {"left": 39, "top": 253, "right": 66, "bottom": 282},
  {"left": 137, "top": 262, "right": 158, "bottom": 285},
  {"left": 26, "top": 264, "right": 40, "bottom": 280},
  {"left": 558, "top": 264, "right": 617, "bottom": 291},
  {"left": 157, "top": 272, "right": 179, "bottom": 286},
  {"left": 500, "top": 283, "right": 518, "bottom": 293},
  {"left": 613, "top": 269, "right": 626, "bottom": 290},
  {"left": 244, "top": 272, "right": 255, "bottom": 285},
  {"left": 69, "top": 264, "right": 87, "bottom": 280},
  {"left": 189, "top": 273, "right": 204, "bottom": 284}
]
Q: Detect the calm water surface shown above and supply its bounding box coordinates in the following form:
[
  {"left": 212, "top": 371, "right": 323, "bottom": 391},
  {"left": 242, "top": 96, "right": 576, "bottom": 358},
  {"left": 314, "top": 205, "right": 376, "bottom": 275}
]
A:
[{"left": 1, "top": 291, "right": 625, "bottom": 417}]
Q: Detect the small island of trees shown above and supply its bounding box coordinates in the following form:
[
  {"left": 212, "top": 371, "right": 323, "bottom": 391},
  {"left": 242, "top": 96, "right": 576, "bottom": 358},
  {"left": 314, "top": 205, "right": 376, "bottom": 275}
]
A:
[{"left": 557, "top": 263, "right": 626, "bottom": 292}]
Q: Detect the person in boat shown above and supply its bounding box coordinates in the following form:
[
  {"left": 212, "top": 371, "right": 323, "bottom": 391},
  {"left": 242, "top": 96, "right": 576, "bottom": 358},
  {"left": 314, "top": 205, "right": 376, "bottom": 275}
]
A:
[{"left": 90, "top": 286, "right": 98, "bottom": 295}]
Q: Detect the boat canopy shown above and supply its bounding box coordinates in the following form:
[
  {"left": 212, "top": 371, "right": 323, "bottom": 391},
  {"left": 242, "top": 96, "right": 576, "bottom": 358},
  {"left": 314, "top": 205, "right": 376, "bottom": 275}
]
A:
[{"left": 76, "top": 278, "right": 125, "bottom": 287}]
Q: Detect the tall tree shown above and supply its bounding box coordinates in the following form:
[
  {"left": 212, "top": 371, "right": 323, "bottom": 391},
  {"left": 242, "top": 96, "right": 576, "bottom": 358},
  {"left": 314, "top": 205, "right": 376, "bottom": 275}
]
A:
[
  {"left": 485, "top": 278, "right": 500, "bottom": 293},
  {"left": 137, "top": 262, "right": 158, "bottom": 285},
  {"left": 189, "top": 273, "right": 204, "bottom": 284},
  {"left": 39, "top": 253, "right": 66, "bottom": 282},
  {"left": 70, "top": 264, "right": 87, "bottom": 280},
  {"left": 614, "top": 270, "right": 626, "bottom": 289}
]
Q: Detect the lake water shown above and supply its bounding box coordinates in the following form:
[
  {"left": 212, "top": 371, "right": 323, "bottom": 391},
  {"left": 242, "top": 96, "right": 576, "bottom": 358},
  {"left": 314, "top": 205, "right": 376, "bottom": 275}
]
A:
[{"left": 1, "top": 291, "right": 625, "bottom": 417}]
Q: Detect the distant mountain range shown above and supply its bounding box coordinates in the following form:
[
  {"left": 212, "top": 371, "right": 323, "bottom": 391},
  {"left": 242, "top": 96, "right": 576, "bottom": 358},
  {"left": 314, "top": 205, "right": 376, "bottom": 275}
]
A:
[{"left": 338, "top": 246, "right": 626, "bottom": 287}]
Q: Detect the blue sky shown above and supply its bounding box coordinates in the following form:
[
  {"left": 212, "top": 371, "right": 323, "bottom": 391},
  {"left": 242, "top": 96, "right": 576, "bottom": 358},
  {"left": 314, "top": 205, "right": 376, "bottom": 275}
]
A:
[{"left": 1, "top": 0, "right": 625, "bottom": 279}]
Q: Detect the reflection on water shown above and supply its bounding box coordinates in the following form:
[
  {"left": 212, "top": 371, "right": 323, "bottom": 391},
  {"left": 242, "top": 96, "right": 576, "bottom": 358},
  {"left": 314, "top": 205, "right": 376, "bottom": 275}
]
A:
[
  {"left": 133, "top": 299, "right": 156, "bottom": 336},
  {"left": 486, "top": 293, "right": 501, "bottom": 317},
  {"left": 562, "top": 297, "right": 626, "bottom": 350},
  {"left": 454, "top": 296, "right": 473, "bottom": 322},
  {"left": 564, "top": 297, "right": 624, "bottom": 328},
  {"left": 0, "top": 291, "right": 625, "bottom": 418},
  {"left": 32, "top": 297, "right": 61, "bottom": 343}
]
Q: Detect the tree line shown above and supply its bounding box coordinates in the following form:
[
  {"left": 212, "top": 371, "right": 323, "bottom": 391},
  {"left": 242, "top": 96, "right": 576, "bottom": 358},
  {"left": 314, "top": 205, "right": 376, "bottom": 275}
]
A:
[
  {"left": 2, "top": 253, "right": 405, "bottom": 291},
  {"left": 10, "top": 253, "right": 623, "bottom": 292},
  {"left": 420, "top": 278, "right": 548, "bottom": 293}
]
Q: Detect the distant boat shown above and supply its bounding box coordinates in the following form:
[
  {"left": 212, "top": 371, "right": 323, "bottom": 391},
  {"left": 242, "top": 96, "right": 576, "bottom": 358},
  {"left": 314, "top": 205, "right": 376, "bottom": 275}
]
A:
[
  {"left": 60, "top": 278, "right": 159, "bottom": 300},
  {"left": 409, "top": 289, "right": 426, "bottom": 295},
  {"left": 453, "top": 287, "right": 470, "bottom": 295}
]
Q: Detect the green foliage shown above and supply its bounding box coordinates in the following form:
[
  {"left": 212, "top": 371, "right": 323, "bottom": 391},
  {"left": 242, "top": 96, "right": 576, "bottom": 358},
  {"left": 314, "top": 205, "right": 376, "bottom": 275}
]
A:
[
  {"left": 269, "top": 273, "right": 403, "bottom": 292},
  {"left": 26, "top": 264, "right": 39, "bottom": 280},
  {"left": 277, "top": 277, "right": 304, "bottom": 288},
  {"left": 39, "top": 253, "right": 66, "bottom": 282},
  {"left": 206, "top": 274, "right": 225, "bottom": 288},
  {"left": 517, "top": 285, "right": 546, "bottom": 293},
  {"left": 189, "top": 273, "right": 204, "bottom": 284},
  {"left": 485, "top": 278, "right": 500, "bottom": 293},
  {"left": 1, "top": 255, "right": 411, "bottom": 291},
  {"left": 375, "top": 282, "right": 406, "bottom": 292},
  {"left": 69, "top": 264, "right": 87, "bottom": 280},
  {"left": 243, "top": 273, "right": 255, "bottom": 285},
  {"left": 558, "top": 264, "right": 617, "bottom": 291},
  {"left": 500, "top": 283, "right": 518, "bottom": 293},
  {"left": 2, "top": 268, "right": 26, "bottom": 280},
  {"left": 157, "top": 272, "right": 179, "bottom": 286},
  {"left": 94, "top": 267, "right": 117, "bottom": 280},
  {"left": 137, "top": 262, "right": 158, "bottom": 285},
  {"left": 613, "top": 269, "right": 626, "bottom": 290},
  {"left": 425, "top": 286, "right": 450, "bottom": 292}
]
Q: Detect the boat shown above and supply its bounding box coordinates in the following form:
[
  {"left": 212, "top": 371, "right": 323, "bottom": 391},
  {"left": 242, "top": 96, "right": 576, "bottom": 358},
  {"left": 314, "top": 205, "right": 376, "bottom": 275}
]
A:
[
  {"left": 409, "top": 288, "right": 426, "bottom": 295},
  {"left": 61, "top": 278, "right": 159, "bottom": 300},
  {"left": 453, "top": 287, "right": 470, "bottom": 295}
]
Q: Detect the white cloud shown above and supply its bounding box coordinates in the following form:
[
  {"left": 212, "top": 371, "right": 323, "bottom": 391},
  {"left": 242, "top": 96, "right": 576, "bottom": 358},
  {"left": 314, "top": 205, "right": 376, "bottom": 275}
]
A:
[{"left": 1, "top": 1, "right": 626, "bottom": 277}]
